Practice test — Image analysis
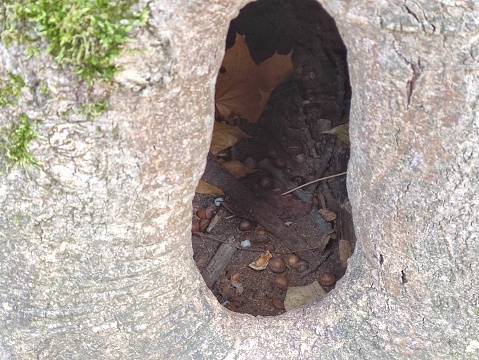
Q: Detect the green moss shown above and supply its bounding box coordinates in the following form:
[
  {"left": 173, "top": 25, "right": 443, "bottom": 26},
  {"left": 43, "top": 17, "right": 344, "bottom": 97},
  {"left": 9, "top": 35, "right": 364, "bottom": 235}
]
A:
[
  {"left": 81, "top": 99, "right": 108, "bottom": 119},
  {"left": 0, "top": 113, "right": 39, "bottom": 171},
  {"left": 0, "top": 72, "right": 25, "bottom": 106},
  {"left": 39, "top": 82, "right": 49, "bottom": 95},
  {"left": 1, "top": 0, "right": 149, "bottom": 84}
]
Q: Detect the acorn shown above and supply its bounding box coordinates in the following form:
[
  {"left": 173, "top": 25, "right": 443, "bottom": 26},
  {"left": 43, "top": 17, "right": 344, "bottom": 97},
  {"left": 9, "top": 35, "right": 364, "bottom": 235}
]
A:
[
  {"left": 238, "top": 219, "right": 254, "bottom": 231},
  {"left": 274, "top": 157, "right": 287, "bottom": 168},
  {"left": 199, "top": 219, "right": 210, "bottom": 232},
  {"left": 266, "top": 148, "right": 278, "bottom": 158},
  {"left": 319, "top": 271, "right": 336, "bottom": 287},
  {"left": 271, "top": 298, "right": 285, "bottom": 310},
  {"left": 242, "top": 231, "right": 254, "bottom": 241},
  {"left": 264, "top": 242, "right": 276, "bottom": 252},
  {"left": 268, "top": 257, "right": 286, "bottom": 273},
  {"left": 272, "top": 276, "right": 288, "bottom": 290},
  {"left": 295, "top": 261, "right": 309, "bottom": 272},
  {"left": 243, "top": 157, "right": 258, "bottom": 169},
  {"left": 191, "top": 221, "right": 200, "bottom": 233},
  {"left": 196, "top": 207, "right": 214, "bottom": 220},
  {"left": 260, "top": 176, "right": 273, "bottom": 188},
  {"left": 288, "top": 254, "right": 300, "bottom": 267},
  {"left": 255, "top": 228, "right": 268, "bottom": 242},
  {"left": 287, "top": 139, "right": 303, "bottom": 156},
  {"left": 294, "top": 153, "right": 306, "bottom": 163}
]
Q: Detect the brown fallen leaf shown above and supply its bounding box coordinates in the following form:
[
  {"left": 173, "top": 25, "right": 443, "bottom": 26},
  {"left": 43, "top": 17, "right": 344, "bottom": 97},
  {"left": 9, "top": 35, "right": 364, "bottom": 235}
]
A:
[
  {"left": 319, "top": 208, "right": 337, "bottom": 222},
  {"left": 284, "top": 281, "right": 326, "bottom": 311},
  {"left": 210, "top": 121, "right": 251, "bottom": 155},
  {"left": 222, "top": 160, "right": 258, "bottom": 179},
  {"left": 195, "top": 179, "right": 225, "bottom": 195},
  {"left": 322, "top": 123, "right": 350, "bottom": 145},
  {"left": 263, "top": 193, "right": 311, "bottom": 221},
  {"left": 215, "top": 33, "right": 292, "bottom": 123}
]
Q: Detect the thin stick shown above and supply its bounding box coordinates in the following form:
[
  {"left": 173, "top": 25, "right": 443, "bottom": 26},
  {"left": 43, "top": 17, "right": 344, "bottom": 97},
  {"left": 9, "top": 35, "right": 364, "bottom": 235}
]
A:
[
  {"left": 281, "top": 171, "right": 347, "bottom": 196},
  {"left": 194, "top": 234, "right": 330, "bottom": 254},
  {"left": 299, "top": 249, "right": 332, "bottom": 278}
]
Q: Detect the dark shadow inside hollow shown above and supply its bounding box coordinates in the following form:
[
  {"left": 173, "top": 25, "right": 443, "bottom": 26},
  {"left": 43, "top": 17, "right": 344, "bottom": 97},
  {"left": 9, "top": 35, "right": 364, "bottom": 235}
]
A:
[{"left": 192, "top": 0, "right": 353, "bottom": 316}]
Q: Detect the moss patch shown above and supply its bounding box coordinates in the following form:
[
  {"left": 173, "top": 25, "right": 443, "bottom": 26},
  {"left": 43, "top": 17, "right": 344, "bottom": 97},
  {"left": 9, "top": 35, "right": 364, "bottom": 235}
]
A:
[
  {"left": 81, "top": 99, "right": 108, "bottom": 119},
  {"left": 0, "top": 72, "right": 25, "bottom": 106},
  {"left": 1, "top": 0, "right": 149, "bottom": 83},
  {"left": 0, "top": 113, "right": 39, "bottom": 171}
]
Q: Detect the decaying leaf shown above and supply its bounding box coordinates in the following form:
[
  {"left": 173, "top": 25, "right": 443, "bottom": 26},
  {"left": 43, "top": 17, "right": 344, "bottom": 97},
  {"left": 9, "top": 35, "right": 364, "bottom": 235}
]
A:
[
  {"left": 322, "top": 123, "right": 350, "bottom": 145},
  {"left": 249, "top": 251, "right": 272, "bottom": 270},
  {"left": 222, "top": 160, "right": 258, "bottom": 179},
  {"left": 210, "top": 121, "right": 251, "bottom": 155},
  {"left": 319, "top": 208, "right": 337, "bottom": 222},
  {"left": 338, "top": 239, "right": 351, "bottom": 268},
  {"left": 215, "top": 33, "right": 293, "bottom": 123},
  {"left": 284, "top": 281, "right": 326, "bottom": 311},
  {"left": 195, "top": 179, "right": 225, "bottom": 195}
]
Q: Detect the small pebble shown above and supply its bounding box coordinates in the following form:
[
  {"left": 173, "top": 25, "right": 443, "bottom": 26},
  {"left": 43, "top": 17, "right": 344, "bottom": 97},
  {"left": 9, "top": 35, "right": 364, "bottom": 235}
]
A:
[
  {"left": 214, "top": 196, "right": 224, "bottom": 206},
  {"left": 240, "top": 240, "right": 251, "bottom": 248}
]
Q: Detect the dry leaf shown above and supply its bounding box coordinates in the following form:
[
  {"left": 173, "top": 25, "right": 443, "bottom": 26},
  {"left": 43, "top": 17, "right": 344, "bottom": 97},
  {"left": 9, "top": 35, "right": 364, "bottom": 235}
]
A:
[
  {"left": 284, "top": 281, "right": 326, "bottom": 311},
  {"left": 249, "top": 251, "right": 272, "bottom": 270},
  {"left": 223, "top": 160, "right": 258, "bottom": 179},
  {"left": 322, "top": 123, "right": 350, "bottom": 145},
  {"left": 210, "top": 121, "right": 251, "bottom": 155},
  {"left": 216, "top": 33, "right": 292, "bottom": 123},
  {"left": 319, "top": 208, "right": 337, "bottom": 222},
  {"left": 338, "top": 239, "right": 351, "bottom": 268},
  {"left": 195, "top": 179, "right": 225, "bottom": 195}
]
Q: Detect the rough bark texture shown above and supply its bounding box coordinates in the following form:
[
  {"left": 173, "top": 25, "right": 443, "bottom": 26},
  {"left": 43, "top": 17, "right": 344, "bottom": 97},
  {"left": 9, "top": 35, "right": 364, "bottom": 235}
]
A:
[{"left": 1, "top": 0, "right": 478, "bottom": 359}]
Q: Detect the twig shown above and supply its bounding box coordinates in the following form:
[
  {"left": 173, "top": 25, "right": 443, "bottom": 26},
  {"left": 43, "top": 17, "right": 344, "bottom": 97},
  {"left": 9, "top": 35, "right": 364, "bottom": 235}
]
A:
[
  {"left": 281, "top": 172, "right": 347, "bottom": 196},
  {"left": 194, "top": 234, "right": 331, "bottom": 255},
  {"left": 299, "top": 249, "right": 332, "bottom": 278}
]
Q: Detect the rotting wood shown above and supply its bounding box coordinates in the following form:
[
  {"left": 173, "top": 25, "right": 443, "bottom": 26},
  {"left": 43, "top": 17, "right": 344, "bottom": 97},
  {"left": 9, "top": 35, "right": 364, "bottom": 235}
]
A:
[
  {"left": 299, "top": 248, "right": 332, "bottom": 278},
  {"left": 206, "top": 207, "right": 228, "bottom": 233},
  {"left": 201, "top": 235, "right": 237, "bottom": 288},
  {"left": 259, "top": 158, "right": 333, "bottom": 233},
  {"left": 202, "top": 154, "right": 331, "bottom": 267}
]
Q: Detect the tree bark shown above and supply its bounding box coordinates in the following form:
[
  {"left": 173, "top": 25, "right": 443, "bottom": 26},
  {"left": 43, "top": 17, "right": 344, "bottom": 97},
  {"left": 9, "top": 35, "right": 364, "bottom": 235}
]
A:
[{"left": 1, "top": 0, "right": 478, "bottom": 359}]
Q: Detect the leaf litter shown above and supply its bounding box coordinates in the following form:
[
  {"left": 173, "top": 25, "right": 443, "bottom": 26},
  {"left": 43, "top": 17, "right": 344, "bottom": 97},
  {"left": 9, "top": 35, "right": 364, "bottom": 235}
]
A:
[{"left": 192, "top": 0, "right": 355, "bottom": 316}]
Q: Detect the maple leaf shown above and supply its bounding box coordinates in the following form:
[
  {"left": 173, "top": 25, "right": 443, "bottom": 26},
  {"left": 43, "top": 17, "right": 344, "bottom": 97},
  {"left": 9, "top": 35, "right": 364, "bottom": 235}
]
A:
[
  {"left": 210, "top": 121, "right": 251, "bottom": 155},
  {"left": 221, "top": 160, "right": 258, "bottom": 179},
  {"left": 215, "top": 33, "right": 292, "bottom": 123},
  {"left": 322, "top": 123, "right": 350, "bottom": 146},
  {"left": 195, "top": 179, "right": 225, "bottom": 195}
]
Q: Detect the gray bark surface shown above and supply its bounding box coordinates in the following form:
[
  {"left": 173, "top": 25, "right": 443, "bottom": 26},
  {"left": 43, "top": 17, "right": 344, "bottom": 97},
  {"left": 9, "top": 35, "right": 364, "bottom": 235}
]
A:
[{"left": 1, "top": 0, "right": 478, "bottom": 359}]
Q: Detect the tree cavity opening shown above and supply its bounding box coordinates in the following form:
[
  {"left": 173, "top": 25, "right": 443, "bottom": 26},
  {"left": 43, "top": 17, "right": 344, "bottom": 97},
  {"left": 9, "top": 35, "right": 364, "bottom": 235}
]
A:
[{"left": 191, "top": 0, "right": 353, "bottom": 316}]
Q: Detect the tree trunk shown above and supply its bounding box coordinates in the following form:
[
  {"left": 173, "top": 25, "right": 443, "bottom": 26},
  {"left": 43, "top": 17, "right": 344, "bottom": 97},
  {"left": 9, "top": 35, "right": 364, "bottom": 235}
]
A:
[{"left": 1, "top": 0, "right": 478, "bottom": 358}]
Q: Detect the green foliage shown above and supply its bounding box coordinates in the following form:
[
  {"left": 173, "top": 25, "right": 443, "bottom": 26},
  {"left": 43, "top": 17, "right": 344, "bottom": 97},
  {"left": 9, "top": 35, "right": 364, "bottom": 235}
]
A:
[
  {"left": 0, "top": 72, "right": 25, "bottom": 106},
  {"left": 39, "top": 82, "right": 49, "bottom": 95},
  {"left": 81, "top": 99, "right": 108, "bottom": 119},
  {"left": 0, "top": 113, "right": 39, "bottom": 171},
  {"left": 1, "top": 0, "right": 149, "bottom": 83}
]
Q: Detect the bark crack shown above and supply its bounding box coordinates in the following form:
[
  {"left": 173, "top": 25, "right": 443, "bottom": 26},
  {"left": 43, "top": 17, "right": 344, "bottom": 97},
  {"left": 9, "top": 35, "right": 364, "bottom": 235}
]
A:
[
  {"left": 403, "top": 4, "right": 420, "bottom": 24},
  {"left": 405, "top": 58, "right": 424, "bottom": 109},
  {"left": 392, "top": 42, "right": 424, "bottom": 109},
  {"left": 403, "top": 1, "right": 436, "bottom": 34}
]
